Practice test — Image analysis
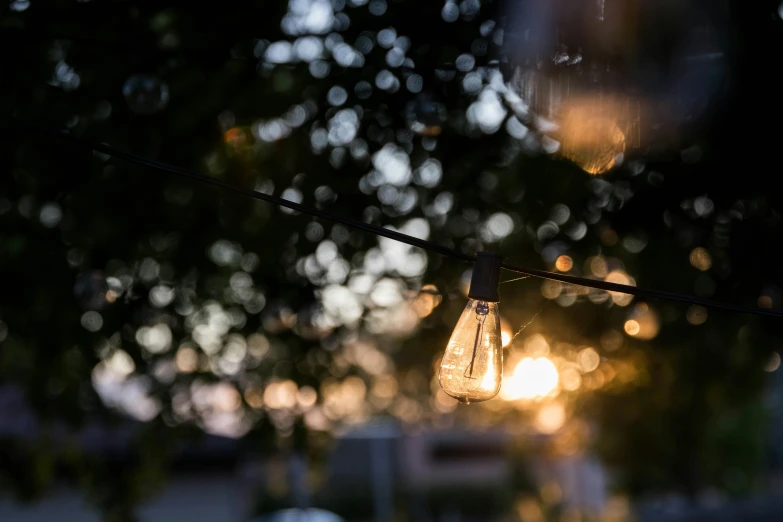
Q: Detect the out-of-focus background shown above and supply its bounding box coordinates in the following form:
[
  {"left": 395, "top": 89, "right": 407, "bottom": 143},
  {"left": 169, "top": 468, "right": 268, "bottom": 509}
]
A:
[{"left": 2, "top": 0, "right": 783, "bottom": 521}]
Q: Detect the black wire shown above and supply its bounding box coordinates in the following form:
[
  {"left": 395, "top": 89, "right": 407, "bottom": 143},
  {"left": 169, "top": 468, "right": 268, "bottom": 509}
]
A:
[
  {"left": 17, "top": 123, "right": 783, "bottom": 320},
  {"left": 20, "top": 124, "right": 474, "bottom": 263},
  {"left": 498, "top": 263, "right": 783, "bottom": 319}
]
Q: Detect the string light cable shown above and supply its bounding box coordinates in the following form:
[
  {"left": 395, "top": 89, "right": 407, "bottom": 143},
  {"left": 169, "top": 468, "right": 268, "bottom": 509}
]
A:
[{"left": 16, "top": 123, "right": 783, "bottom": 321}]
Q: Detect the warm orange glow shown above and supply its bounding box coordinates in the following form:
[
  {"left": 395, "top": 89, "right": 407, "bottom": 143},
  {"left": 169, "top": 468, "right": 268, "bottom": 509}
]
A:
[
  {"left": 501, "top": 330, "right": 512, "bottom": 348},
  {"left": 412, "top": 284, "right": 442, "bottom": 318},
  {"left": 516, "top": 497, "right": 544, "bottom": 522},
  {"left": 555, "top": 255, "right": 574, "bottom": 272},
  {"left": 500, "top": 316, "right": 513, "bottom": 348},
  {"left": 297, "top": 386, "right": 318, "bottom": 409},
  {"left": 624, "top": 303, "right": 660, "bottom": 340},
  {"left": 589, "top": 256, "right": 609, "bottom": 278},
  {"left": 584, "top": 369, "right": 606, "bottom": 390},
  {"left": 624, "top": 319, "right": 640, "bottom": 336},
  {"left": 541, "top": 280, "right": 563, "bottom": 299},
  {"left": 558, "top": 102, "right": 626, "bottom": 175},
  {"left": 371, "top": 374, "right": 398, "bottom": 399},
  {"left": 601, "top": 363, "right": 617, "bottom": 384},
  {"left": 759, "top": 295, "right": 773, "bottom": 309},
  {"left": 433, "top": 388, "right": 458, "bottom": 413},
  {"left": 577, "top": 347, "right": 600, "bottom": 372},
  {"left": 175, "top": 345, "right": 198, "bottom": 373},
  {"left": 244, "top": 386, "right": 265, "bottom": 409},
  {"left": 525, "top": 334, "right": 550, "bottom": 356},
  {"left": 560, "top": 367, "right": 582, "bottom": 391},
  {"left": 605, "top": 270, "right": 635, "bottom": 306},
  {"left": 264, "top": 380, "right": 298, "bottom": 410},
  {"left": 322, "top": 376, "right": 368, "bottom": 419},
  {"left": 535, "top": 402, "right": 566, "bottom": 433},
  {"left": 689, "top": 247, "right": 712, "bottom": 271},
  {"left": 224, "top": 127, "right": 248, "bottom": 146},
  {"left": 501, "top": 357, "right": 559, "bottom": 400}
]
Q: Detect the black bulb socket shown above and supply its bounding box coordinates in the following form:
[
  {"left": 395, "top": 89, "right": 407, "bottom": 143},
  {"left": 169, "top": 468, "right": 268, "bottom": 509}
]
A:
[{"left": 468, "top": 252, "right": 501, "bottom": 303}]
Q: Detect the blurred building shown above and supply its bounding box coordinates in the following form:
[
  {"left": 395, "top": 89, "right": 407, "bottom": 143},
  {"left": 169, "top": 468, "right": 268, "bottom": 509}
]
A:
[
  {"left": 0, "top": 385, "right": 253, "bottom": 522},
  {"left": 317, "top": 419, "right": 608, "bottom": 522},
  {"left": 1, "top": 380, "right": 608, "bottom": 522},
  {"left": 24, "top": 380, "right": 783, "bottom": 522}
]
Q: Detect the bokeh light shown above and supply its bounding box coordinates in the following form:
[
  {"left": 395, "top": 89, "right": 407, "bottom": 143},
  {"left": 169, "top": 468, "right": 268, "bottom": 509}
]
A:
[
  {"left": 500, "top": 316, "right": 513, "bottom": 348},
  {"left": 605, "top": 270, "right": 636, "bottom": 306},
  {"left": 558, "top": 101, "right": 627, "bottom": 175},
  {"left": 501, "top": 357, "right": 559, "bottom": 400},
  {"left": 690, "top": 247, "right": 712, "bottom": 271},
  {"left": 412, "top": 284, "right": 442, "bottom": 318},
  {"left": 577, "top": 347, "right": 600, "bottom": 373},
  {"left": 623, "top": 303, "right": 660, "bottom": 340},
  {"left": 765, "top": 353, "right": 781, "bottom": 373},
  {"left": 560, "top": 367, "right": 582, "bottom": 392},
  {"left": 555, "top": 255, "right": 573, "bottom": 272},
  {"left": 535, "top": 401, "right": 566, "bottom": 433}
]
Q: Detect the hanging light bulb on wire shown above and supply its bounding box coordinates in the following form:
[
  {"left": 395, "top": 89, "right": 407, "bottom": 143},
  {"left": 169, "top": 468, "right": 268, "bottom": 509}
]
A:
[{"left": 439, "top": 253, "right": 503, "bottom": 404}]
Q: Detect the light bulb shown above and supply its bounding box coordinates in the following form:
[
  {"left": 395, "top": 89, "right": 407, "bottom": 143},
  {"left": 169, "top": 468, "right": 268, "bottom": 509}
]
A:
[
  {"left": 438, "top": 252, "right": 503, "bottom": 404},
  {"left": 439, "top": 299, "right": 503, "bottom": 404}
]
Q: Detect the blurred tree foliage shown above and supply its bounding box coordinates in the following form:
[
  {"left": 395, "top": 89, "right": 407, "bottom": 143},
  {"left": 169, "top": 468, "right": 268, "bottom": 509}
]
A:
[{"left": 2, "top": 0, "right": 783, "bottom": 520}]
